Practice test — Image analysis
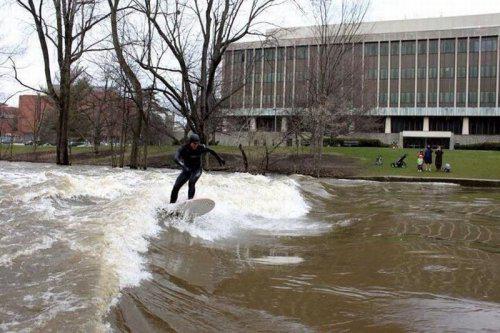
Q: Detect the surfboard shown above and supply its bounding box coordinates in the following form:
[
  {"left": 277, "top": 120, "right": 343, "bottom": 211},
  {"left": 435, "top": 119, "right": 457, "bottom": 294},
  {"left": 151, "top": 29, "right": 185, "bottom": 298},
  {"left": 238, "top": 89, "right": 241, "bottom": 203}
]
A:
[{"left": 159, "top": 198, "right": 215, "bottom": 220}]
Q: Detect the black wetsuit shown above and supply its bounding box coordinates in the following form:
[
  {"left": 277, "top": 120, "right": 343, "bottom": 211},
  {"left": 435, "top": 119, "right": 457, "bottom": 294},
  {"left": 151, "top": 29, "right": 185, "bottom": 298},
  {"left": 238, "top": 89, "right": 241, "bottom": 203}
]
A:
[{"left": 170, "top": 144, "right": 224, "bottom": 203}]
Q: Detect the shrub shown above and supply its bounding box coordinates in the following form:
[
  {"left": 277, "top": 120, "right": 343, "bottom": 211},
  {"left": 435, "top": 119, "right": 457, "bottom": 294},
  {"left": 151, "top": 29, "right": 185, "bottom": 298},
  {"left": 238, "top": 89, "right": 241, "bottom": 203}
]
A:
[
  {"left": 454, "top": 142, "right": 500, "bottom": 151},
  {"left": 323, "top": 137, "right": 388, "bottom": 147}
]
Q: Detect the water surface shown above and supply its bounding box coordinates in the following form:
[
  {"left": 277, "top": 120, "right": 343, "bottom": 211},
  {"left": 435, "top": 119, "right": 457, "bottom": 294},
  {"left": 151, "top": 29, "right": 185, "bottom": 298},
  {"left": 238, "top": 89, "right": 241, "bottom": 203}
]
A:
[{"left": 0, "top": 162, "right": 499, "bottom": 332}]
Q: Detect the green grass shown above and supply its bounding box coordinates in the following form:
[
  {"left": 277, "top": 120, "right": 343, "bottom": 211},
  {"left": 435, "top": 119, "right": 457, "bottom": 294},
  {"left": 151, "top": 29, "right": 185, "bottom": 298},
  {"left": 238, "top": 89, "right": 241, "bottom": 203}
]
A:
[
  {"left": 322, "top": 147, "right": 500, "bottom": 180},
  {"left": 2, "top": 143, "right": 499, "bottom": 180}
]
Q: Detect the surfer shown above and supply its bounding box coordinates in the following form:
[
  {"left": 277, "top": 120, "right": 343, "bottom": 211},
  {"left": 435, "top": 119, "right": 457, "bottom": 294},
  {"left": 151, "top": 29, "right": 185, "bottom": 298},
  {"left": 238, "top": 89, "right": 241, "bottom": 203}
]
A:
[{"left": 170, "top": 133, "right": 225, "bottom": 203}]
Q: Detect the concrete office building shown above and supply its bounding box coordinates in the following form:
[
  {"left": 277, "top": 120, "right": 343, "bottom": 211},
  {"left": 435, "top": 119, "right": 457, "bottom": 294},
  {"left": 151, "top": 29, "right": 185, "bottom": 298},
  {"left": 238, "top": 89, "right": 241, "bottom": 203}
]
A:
[{"left": 219, "top": 13, "right": 500, "bottom": 148}]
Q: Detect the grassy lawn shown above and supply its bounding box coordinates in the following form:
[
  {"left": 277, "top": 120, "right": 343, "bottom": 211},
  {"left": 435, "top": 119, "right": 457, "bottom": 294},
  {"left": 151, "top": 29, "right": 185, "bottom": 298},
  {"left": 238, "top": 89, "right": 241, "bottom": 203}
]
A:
[
  {"left": 322, "top": 147, "right": 500, "bottom": 180},
  {"left": 2, "top": 143, "right": 499, "bottom": 180}
]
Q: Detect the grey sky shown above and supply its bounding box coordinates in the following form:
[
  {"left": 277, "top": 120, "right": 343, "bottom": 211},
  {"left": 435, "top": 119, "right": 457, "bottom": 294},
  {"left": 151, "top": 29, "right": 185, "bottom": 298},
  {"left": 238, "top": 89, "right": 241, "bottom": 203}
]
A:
[{"left": 2, "top": 0, "right": 500, "bottom": 106}]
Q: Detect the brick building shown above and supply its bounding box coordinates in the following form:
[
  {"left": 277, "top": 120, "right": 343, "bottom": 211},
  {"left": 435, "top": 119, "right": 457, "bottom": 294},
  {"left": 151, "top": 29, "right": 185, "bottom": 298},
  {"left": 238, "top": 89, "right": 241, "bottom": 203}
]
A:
[
  {"left": 220, "top": 13, "right": 500, "bottom": 148},
  {"left": 0, "top": 104, "right": 18, "bottom": 143}
]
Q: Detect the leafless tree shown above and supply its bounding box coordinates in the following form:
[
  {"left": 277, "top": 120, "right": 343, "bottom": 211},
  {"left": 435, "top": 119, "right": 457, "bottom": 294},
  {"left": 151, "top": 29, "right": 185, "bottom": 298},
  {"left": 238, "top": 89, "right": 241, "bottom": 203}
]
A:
[
  {"left": 108, "top": 0, "right": 150, "bottom": 169},
  {"left": 13, "top": 0, "right": 108, "bottom": 165},
  {"left": 302, "top": 0, "right": 369, "bottom": 176},
  {"left": 134, "top": 0, "right": 281, "bottom": 145}
]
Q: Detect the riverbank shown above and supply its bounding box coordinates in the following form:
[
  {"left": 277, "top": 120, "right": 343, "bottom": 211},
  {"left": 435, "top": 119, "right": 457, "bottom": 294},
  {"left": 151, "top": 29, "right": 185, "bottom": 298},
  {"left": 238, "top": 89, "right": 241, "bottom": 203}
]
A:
[{"left": 1, "top": 145, "right": 499, "bottom": 183}]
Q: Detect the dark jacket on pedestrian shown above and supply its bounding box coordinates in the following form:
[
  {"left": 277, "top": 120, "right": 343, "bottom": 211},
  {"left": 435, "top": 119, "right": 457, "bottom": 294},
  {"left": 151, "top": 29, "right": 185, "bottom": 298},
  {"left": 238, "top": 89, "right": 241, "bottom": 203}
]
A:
[
  {"left": 424, "top": 147, "right": 433, "bottom": 164},
  {"left": 435, "top": 149, "right": 443, "bottom": 170}
]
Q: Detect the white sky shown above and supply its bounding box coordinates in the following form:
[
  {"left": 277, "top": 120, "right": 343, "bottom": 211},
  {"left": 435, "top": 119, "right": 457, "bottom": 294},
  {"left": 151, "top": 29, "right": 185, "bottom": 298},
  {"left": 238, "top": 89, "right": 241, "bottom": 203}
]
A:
[{"left": 1, "top": 0, "right": 500, "bottom": 106}]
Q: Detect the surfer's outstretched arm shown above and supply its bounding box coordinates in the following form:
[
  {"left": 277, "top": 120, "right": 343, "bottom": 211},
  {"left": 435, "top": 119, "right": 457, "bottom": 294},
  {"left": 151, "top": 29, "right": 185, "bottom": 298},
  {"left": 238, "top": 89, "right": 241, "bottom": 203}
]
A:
[{"left": 205, "top": 147, "right": 225, "bottom": 166}]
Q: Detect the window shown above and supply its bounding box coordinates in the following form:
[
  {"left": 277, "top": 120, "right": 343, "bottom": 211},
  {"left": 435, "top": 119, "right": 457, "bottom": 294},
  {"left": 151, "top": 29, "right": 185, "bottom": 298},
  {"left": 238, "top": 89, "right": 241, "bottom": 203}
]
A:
[
  {"left": 428, "top": 67, "right": 438, "bottom": 79},
  {"left": 365, "top": 43, "right": 378, "bottom": 56},
  {"left": 391, "top": 116, "right": 423, "bottom": 133},
  {"left": 277, "top": 48, "right": 285, "bottom": 60},
  {"left": 470, "top": 117, "right": 500, "bottom": 135},
  {"left": 441, "top": 39, "right": 455, "bottom": 53},
  {"left": 481, "top": 38, "right": 497, "bottom": 52},
  {"left": 390, "top": 92, "right": 398, "bottom": 104},
  {"left": 480, "top": 92, "right": 496, "bottom": 104},
  {"left": 264, "top": 48, "right": 275, "bottom": 61},
  {"left": 367, "top": 68, "right": 377, "bottom": 80},
  {"left": 417, "top": 67, "right": 426, "bottom": 79},
  {"left": 296, "top": 46, "right": 307, "bottom": 59},
  {"left": 457, "top": 39, "right": 467, "bottom": 53},
  {"left": 428, "top": 40, "right": 438, "bottom": 53},
  {"left": 380, "top": 68, "right": 388, "bottom": 80},
  {"left": 418, "top": 40, "right": 427, "bottom": 54},
  {"left": 469, "top": 66, "right": 478, "bottom": 78},
  {"left": 254, "top": 73, "right": 261, "bottom": 82},
  {"left": 401, "top": 41, "right": 416, "bottom": 55},
  {"left": 400, "top": 92, "right": 414, "bottom": 104},
  {"left": 429, "top": 117, "right": 462, "bottom": 134},
  {"left": 254, "top": 49, "right": 263, "bottom": 62},
  {"left": 390, "top": 68, "right": 399, "bottom": 79},
  {"left": 470, "top": 39, "right": 480, "bottom": 52},
  {"left": 390, "top": 42, "right": 399, "bottom": 55},
  {"left": 439, "top": 92, "right": 454, "bottom": 103},
  {"left": 276, "top": 72, "right": 284, "bottom": 82},
  {"left": 401, "top": 68, "right": 415, "bottom": 79},
  {"left": 481, "top": 65, "right": 497, "bottom": 78},
  {"left": 468, "top": 92, "right": 478, "bottom": 104},
  {"left": 428, "top": 92, "right": 437, "bottom": 103},
  {"left": 440, "top": 67, "right": 454, "bottom": 79},
  {"left": 417, "top": 92, "right": 425, "bottom": 103},
  {"left": 380, "top": 43, "right": 389, "bottom": 56},
  {"left": 456, "top": 92, "right": 466, "bottom": 104},
  {"left": 263, "top": 72, "right": 274, "bottom": 83},
  {"left": 296, "top": 71, "right": 307, "bottom": 81},
  {"left": 457, "top": 67, "right": 467, "bottom": 78},
  {"left": 235, "top": 51, "right": 245, "bottom": 63},
  {"left": 246, "top": 50, "right": 254, "bottom": 63},
  {"left": 379, "top": 93, "right": 388, "bottom": 104}
]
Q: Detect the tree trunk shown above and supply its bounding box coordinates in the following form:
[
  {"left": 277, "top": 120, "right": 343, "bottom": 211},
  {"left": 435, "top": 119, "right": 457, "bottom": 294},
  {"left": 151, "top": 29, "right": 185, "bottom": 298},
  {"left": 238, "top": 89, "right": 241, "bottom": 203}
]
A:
[
  {"left": 238, "top": 143, "right": 248, "bottom": 172},
  {"left": 129, "top": 115, "right": 142, "bottom": 169},
  {"left": 56, "top": 70, "right": 71, "bottom": 166},
  {"left": 110, "top": 139, "right": 116, "bottom": 167},
  {"left": 142, "top": 118, "right": 149, "bottom": 170}
]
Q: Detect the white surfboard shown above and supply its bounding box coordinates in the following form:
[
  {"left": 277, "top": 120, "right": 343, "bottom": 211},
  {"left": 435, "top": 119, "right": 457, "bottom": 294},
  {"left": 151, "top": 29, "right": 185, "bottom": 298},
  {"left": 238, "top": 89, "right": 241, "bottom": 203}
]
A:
[
  {"left": 159, "top": 198, "right": 215, "bottom": 220},
  {"left": 177, "top": 198, "right": 215, "bottom": 218}
]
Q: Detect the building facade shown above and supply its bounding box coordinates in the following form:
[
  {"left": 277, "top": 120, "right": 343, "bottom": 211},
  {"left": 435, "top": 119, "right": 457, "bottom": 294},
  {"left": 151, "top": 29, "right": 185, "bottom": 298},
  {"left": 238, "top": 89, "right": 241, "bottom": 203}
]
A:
[{"left": 219, "top": 14, "right": 500, "bottom": 148}]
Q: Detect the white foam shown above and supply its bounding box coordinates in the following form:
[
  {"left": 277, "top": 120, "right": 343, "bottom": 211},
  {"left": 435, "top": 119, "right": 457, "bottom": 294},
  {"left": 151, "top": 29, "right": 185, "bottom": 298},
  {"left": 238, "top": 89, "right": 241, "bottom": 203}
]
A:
[
  {"left": 162, "top": 172, "right": 326, "bottom": 241},
  {"left": 0, "top": 234, "right": 58, "bottom": 266},
  {"left": 249, "top": 256, "right": 304, "bottom": 265},
  {"left": 0, "top": 163, "right": 325, "bottom": 330}
]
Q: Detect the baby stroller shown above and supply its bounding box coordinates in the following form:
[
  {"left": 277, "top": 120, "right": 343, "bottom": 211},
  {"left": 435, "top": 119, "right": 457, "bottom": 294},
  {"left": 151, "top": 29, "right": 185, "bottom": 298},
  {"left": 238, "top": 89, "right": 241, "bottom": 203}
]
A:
[{"left": 391, "top": 154, "right": 407, "bottom": 168}]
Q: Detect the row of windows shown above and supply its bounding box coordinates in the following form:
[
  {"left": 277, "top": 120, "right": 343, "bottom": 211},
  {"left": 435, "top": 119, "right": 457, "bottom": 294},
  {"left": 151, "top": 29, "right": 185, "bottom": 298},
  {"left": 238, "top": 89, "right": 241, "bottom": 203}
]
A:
[
  {"left": 365, "top": 65, "right": 497, "bottom": 80},
  {"left": 388, "top": 117, "right": 500, "bottom": 135},
  {"left": 236, "top": 37, "right": 498, "bottom": 64},
  {"left": 378, "top": 92, "right": 497, "bottom": 104}
]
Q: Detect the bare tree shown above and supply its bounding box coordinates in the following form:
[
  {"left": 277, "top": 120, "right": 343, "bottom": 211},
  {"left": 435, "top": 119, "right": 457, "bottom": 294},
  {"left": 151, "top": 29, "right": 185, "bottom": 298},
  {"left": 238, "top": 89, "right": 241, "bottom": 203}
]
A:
[
  {"left": 303, "top": 0, "right": 369, "bottom": 176},
  {"left": 107, "top": 0, "right": 150, "bottom": 169},
  {"left": 13, "top": 0, "right": 108, "bottom": 165},
  {"left": 134, "top": 0, "right": 280, "bottom": 145}
]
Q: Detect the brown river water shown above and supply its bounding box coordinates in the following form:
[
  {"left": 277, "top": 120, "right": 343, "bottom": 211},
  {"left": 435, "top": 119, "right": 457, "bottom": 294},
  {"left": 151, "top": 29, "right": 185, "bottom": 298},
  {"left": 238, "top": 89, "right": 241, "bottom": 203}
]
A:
[{"left": 0, "top": 161, "right": 499, "bottom": 332}]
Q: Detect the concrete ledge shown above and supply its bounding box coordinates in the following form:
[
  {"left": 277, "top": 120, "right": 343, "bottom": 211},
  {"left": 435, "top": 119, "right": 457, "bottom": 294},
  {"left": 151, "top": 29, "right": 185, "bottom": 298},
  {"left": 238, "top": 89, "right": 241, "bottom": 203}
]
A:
[{"left": 341, "top": 176, "right": 500, "bottom": 188}]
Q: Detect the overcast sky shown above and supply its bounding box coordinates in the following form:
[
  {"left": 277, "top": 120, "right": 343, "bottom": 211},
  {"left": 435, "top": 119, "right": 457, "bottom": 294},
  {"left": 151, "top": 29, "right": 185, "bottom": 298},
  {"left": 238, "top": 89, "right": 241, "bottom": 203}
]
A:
[{"left": 2, "top": 0, "right": 500, "bottom": 106}]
